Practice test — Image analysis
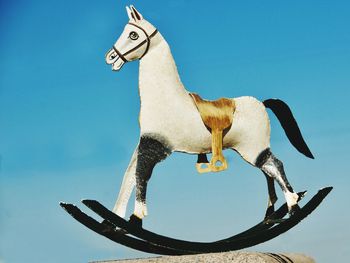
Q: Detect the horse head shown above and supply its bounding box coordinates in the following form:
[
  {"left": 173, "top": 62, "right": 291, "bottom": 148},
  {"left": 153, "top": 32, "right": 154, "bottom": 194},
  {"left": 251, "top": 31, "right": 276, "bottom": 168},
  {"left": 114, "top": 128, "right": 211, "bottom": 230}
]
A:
[{"left": 105, "top": 5, "right": 158, "bottom": 71}]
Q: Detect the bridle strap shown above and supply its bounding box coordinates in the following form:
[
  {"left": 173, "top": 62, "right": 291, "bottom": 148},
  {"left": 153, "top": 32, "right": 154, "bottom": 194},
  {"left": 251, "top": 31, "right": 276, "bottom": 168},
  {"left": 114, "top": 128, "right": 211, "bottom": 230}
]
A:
[
  {"left": 128, "top": 22, "right": 151, "bottom": 59},
  {"left": 113, "top": 46, "right": 127, "bottom": 62},
  {"left": 113, "top": 23, "right": 158, "bottom": 62}
]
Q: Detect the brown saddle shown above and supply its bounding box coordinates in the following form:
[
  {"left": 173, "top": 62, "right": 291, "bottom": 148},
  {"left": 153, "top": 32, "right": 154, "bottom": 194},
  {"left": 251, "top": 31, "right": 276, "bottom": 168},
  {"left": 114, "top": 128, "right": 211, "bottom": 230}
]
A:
[{"left": 190, "top": 93, "right": 236, "bottom": 173}]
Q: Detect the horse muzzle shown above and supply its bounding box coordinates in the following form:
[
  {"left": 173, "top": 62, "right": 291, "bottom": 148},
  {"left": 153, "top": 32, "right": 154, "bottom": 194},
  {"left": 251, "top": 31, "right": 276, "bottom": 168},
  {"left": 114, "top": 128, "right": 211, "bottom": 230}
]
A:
[{"left": 105, "top": 48, "right": 125, "bottom": 71}]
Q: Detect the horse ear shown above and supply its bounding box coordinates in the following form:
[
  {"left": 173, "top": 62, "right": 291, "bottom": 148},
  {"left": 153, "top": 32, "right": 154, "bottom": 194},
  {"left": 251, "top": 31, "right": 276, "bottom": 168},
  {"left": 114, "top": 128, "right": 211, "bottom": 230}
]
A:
[
  {"left": 130, "top": 5, "right": 143, "bottom": 21},
  {"left": 126, "top": 6, "right": 133, "bottom": 20}
]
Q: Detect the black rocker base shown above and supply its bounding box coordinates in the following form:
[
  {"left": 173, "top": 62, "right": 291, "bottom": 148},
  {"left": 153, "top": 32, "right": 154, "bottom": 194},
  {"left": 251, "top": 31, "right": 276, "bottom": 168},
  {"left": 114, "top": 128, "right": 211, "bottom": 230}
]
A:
[
  {"left": 83, "top": 190, "right": 306, "bottom": 246},
  {"left": 60, "top": 187, "right": 332, "bottom": 255}
]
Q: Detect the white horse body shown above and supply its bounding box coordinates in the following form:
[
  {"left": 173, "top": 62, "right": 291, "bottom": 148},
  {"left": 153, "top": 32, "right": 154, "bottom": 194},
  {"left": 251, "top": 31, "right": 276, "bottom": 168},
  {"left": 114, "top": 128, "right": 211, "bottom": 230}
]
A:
[
  {"left": 105, "top": 6, "right": 310, "bottom": 221},
  {"left": 139, "top": 33, "right": 270, "bottom": 163}
]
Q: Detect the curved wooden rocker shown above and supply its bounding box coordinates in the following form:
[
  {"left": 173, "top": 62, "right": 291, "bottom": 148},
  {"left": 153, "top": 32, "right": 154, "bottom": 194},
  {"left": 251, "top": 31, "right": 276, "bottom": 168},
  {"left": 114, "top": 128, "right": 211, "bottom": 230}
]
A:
[{"left": 60, "top": 187, "right": 332, "bottom": 255}]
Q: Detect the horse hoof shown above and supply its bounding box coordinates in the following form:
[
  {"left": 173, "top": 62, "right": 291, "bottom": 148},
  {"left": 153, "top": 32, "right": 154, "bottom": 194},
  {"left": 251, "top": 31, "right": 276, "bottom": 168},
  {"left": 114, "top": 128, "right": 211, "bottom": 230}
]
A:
[
  {"left": 289, "top": 204, "right": 301, "bottom": 217},
  {"left": 129, "top": 214, "right": 143, "bottom": 228},
  {"left": 264, "top": 205, "right": 275, "bottom": 219}
]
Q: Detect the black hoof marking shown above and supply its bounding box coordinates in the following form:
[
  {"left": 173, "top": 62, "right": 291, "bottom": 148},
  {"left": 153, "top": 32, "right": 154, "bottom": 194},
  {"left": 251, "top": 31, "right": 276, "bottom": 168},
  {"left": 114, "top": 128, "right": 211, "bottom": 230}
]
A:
[
  {"left": 264, "top": 205, "right": 275, "bottom": 219},
  {"left": 289, "top": 204, "right": 301, "bottom": 217},
  {"left": 129, "top": 214, "right": 143, "bottom": 228}
]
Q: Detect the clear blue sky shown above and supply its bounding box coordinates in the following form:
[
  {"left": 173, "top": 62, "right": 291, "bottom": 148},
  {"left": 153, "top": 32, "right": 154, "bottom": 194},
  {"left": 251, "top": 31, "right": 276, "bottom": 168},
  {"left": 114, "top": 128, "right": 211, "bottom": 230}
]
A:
[{"left": 1, "top": 1, "right": 349, "bottom": 262}]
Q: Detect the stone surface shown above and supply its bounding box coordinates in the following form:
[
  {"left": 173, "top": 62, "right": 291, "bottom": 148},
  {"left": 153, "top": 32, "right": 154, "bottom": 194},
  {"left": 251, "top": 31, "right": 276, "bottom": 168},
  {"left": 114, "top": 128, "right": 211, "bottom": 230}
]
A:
[{"left": 90, "top": 251, "right": 315, "bottom": 263}]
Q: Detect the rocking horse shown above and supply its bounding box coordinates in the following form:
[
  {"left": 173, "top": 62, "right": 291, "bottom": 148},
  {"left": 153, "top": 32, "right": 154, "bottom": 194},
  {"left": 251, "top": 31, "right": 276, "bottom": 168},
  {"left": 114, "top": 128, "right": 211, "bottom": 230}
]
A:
[
  {"left": 104, "top": 5, "right": 311, "bottom": 220},
  {"left": 60, "top": 5, "right": 332, "bottom": 255}
]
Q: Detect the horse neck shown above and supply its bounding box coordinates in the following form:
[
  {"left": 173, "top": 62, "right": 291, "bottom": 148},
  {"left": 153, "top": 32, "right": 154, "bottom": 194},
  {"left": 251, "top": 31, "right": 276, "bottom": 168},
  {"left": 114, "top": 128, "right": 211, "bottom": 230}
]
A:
[{"left": 139, "top": 36, "right": 188, "bottom": 105}]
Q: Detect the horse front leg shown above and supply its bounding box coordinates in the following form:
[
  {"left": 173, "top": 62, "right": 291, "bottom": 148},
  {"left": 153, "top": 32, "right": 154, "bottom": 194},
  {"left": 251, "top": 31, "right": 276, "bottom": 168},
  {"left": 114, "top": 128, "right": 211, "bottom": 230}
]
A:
[
  {"left": 112, "top": 148, "right": 138, "bottom": 218},
  {"left": 130, "top": 135, "right": 171, "bottom": 226}
]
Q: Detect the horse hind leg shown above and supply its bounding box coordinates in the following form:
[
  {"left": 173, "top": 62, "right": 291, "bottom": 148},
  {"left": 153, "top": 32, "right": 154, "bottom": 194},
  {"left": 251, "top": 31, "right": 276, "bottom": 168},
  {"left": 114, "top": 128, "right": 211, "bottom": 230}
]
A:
[
  {"left": 256, "top": 148, "right": 300, "bottom": 215},
  {"left": 263, "top": 171, "right": 278, "bottom": 218}
]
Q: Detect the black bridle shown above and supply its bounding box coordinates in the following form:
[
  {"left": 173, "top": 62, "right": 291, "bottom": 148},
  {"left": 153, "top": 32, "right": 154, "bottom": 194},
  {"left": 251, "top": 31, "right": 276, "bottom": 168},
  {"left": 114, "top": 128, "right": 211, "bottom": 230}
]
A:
[{"left": 113, "top": 23, "right": 158, "bottom": 62}]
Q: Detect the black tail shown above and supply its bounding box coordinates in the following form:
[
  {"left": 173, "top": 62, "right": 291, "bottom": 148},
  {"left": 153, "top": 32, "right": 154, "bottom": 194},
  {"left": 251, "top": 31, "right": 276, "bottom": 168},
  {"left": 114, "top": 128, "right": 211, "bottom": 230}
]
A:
[{"left": 263, "top": 98, "right": 314, "bottom": 159}]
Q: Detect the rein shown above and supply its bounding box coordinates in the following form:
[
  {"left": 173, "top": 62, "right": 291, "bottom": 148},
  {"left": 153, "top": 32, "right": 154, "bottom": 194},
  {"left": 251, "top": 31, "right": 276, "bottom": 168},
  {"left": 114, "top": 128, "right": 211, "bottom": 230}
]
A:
[{"left": 113, "top": 23, "right": 158, "bottom": 62}]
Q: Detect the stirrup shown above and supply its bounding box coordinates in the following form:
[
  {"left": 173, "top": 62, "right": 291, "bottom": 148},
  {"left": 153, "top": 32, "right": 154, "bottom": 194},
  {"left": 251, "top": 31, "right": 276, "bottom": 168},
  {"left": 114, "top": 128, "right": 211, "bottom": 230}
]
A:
[
  {"left": 196, "top": 129, "right": 228, "bottom": 173},
  {"left": 196, "top": 157, "right": 228, "bottom": 173},
  {"left": 196, "top": 153, "right": 211, "bottom": 173},
  {"left": 209, "top": 154, "right": 228, "bottom": 172},
  {"left": 196, "top": 162, "right": 212, "bottom": 173}
]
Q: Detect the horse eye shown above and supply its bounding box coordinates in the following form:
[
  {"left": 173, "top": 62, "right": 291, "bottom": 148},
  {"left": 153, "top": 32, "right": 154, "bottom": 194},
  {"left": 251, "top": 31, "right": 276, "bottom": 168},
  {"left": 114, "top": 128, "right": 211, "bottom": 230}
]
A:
[{"left": 129, "top": 31, "right": 139, "bottom": 40}]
